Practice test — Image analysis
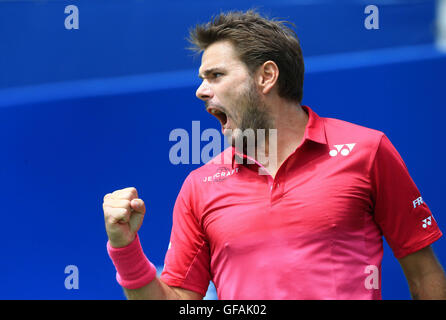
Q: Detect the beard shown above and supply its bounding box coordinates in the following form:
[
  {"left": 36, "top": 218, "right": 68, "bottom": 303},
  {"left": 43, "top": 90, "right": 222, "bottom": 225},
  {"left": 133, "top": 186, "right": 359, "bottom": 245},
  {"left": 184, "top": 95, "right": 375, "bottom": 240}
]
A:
[{"left": 225, "top": 81, "right": 275, "bottom": 158}]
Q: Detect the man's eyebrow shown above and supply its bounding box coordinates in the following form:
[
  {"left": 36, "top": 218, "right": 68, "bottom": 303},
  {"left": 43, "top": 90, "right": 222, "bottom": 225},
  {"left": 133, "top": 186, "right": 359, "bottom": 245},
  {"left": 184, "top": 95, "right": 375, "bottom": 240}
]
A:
[{"left": 198, "top": 67, "right": 224, "bottom": 79}]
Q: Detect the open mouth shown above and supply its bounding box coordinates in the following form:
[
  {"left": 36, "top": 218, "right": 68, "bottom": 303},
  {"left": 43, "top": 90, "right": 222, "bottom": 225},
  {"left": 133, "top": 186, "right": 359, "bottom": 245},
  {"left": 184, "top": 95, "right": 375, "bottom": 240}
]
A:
[{"left": 206, "top": 106, "right": 228, "bottom": 129}]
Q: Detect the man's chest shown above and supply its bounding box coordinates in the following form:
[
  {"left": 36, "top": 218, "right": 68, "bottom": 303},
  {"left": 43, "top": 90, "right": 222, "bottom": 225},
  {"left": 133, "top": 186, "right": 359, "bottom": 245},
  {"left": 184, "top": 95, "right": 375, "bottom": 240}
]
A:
[{"left": 199, "top": 162, "right": 375, "bottom": 255}]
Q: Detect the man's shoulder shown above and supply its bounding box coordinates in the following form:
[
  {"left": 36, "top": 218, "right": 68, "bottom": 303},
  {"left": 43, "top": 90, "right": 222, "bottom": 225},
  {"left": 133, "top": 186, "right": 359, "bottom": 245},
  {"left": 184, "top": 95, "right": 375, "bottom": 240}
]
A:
[
  {"left": 322, "top": 116, "right": 385, "bottom": 149},
  {"left": 323, "top": 116, "right": 383, "bottom": 136}
]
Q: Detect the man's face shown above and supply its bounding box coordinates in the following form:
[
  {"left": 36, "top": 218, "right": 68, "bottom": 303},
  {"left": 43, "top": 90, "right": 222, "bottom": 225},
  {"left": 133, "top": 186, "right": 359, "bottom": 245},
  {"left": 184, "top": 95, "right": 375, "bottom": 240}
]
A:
[{"left": 196, "top": 40, "right": 273, "bottom": 146}]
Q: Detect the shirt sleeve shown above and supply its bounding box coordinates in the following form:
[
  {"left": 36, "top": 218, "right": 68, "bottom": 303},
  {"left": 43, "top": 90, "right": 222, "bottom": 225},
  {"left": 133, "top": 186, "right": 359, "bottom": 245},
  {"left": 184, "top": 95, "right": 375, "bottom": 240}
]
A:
[
  {"left": 160, "top": 173, "right": 211, "bottom": 296},
  {"left": 370, "top": 134, "right": 442, "bottom": 259}
]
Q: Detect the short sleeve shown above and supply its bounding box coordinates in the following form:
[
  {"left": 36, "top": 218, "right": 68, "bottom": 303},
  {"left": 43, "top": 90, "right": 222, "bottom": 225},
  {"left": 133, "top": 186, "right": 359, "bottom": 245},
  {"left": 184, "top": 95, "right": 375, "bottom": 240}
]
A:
[
  {"left": 160, "top": 174, "right": 211, "bottom": 296},
  {"left": 371, "top": 134, "right": 442, "bottom": 259}
]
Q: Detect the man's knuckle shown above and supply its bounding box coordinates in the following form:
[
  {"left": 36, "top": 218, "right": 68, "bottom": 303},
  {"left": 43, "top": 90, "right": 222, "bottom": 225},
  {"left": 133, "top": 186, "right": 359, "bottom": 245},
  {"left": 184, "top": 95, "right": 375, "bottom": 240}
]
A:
[
  {"left": 110, "top": 209, "right": 126, "bottom": 221},
  {"left": 123, "top": 199, "right": 132, "bottom": 209},
  {"left": 127, "top": 187, "right": 138, "bottom": 198},
  {"left": 114, "top": 199, "right": 130, "bottom": 208}
]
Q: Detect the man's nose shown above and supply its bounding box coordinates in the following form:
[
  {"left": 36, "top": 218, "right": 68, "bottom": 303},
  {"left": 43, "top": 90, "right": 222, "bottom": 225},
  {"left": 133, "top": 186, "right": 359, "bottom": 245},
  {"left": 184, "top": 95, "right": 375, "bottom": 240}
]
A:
[{"left": 196, "top": 81, "right": 213, "bottom": 101}]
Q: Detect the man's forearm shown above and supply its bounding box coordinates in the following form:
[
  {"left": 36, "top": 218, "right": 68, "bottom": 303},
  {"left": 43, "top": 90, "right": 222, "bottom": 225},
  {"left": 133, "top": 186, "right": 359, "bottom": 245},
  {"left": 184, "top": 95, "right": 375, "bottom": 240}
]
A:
[{"left": 408, "top": 271, "right": 446, "bottom": 300}]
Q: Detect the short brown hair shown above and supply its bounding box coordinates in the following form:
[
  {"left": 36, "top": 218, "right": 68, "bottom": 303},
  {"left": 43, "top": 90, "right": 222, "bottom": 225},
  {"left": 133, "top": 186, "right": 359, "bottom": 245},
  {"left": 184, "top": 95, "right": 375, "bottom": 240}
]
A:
[{"left": 188, "top": 9, "right": 304, "bottom": 103}]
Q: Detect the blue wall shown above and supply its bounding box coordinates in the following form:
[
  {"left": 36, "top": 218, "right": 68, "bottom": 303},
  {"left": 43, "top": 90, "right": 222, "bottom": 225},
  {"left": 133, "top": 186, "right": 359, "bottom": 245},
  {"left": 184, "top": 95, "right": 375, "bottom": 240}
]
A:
[
  {"left": 0, "top": 1, "right": 445, "bottom": 299},
  {"left": 0, "top": 0, "right": 436, "bottom": 88}
]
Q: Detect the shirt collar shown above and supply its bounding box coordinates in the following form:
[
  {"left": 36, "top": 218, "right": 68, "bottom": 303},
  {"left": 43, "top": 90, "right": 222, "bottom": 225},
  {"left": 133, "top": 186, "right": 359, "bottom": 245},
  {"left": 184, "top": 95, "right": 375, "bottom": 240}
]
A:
[
  {"left": 301, "top": 105, "right": 327, "bottom": 145},
  {"left": 231, "top": 105, "right": 327, "bottom": 169}
]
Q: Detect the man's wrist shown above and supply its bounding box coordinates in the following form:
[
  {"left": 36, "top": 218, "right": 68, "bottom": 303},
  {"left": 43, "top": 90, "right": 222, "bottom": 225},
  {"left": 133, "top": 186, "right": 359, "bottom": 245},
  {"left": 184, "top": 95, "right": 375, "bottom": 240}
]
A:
[
  {"left": 108, "top": 233, "right": 137, "bottom": 249},
  {"left": 107, "top": 233, "right": 157, "bottom": 289}
]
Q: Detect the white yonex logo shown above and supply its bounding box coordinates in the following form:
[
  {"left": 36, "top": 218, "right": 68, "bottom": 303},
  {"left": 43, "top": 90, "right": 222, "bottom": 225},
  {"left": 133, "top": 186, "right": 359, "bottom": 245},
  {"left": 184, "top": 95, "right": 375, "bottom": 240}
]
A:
[
  {"left": 329, "top": 143, "right": 356, "bottom": 157},
  {"left": 422, "top": 216, "right": 432, "bottom": 229},
  {"left": 413, "top": 197, "right": 424, "bottom": 208}
]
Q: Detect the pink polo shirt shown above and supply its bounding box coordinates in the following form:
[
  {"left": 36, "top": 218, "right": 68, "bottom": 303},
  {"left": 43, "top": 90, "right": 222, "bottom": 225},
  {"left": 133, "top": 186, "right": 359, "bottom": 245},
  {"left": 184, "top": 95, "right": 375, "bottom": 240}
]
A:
[{"left": 160, "top": 105, "right": 442, "bottom": 299}]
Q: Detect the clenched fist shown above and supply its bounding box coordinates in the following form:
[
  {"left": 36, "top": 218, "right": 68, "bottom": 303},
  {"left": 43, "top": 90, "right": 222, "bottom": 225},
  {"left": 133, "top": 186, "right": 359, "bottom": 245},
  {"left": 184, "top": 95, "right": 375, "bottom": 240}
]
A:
[{"left": 103, "top": 187, "right": 146, "bottom": 248}]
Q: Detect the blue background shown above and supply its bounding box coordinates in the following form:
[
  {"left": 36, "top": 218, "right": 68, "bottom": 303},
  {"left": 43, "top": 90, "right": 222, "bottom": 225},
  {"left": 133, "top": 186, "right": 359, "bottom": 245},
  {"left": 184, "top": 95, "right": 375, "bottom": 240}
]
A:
[{"left": 0, "top": 0, "right": 445, "bottom": 299}]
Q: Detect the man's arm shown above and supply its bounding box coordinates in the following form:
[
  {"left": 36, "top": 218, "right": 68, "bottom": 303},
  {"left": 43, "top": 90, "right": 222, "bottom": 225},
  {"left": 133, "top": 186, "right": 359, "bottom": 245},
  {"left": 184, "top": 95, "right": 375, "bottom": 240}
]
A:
[
  {"left": 103, "top": 187, "right": 204, "bottom": 300},
  {"left": 123, "top": 278, "right": 203, "bottom": 300},
  {"left": 398, "top": 245, "right": 446, "bottom": 299}
]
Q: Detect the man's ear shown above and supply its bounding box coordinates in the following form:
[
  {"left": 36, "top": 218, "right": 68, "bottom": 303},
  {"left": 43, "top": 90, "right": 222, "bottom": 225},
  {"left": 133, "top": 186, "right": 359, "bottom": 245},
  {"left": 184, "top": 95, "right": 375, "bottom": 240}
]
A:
[{"left": 255, "top": 60, "right": 279, "bottom": 95}]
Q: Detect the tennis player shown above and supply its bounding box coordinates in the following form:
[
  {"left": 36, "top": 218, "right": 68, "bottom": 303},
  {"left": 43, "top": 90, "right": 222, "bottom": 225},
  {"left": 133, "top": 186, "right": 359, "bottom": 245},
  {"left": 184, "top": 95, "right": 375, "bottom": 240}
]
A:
[{"left": 103, "top": 10, "right": 446, "bottom": 299}]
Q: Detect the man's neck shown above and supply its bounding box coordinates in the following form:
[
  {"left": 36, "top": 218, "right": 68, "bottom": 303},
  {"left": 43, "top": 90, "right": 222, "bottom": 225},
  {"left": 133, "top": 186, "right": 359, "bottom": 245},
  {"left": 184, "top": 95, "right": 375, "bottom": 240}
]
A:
[{"left": 259, "top": 102, "right": 309, "bottom": 178}]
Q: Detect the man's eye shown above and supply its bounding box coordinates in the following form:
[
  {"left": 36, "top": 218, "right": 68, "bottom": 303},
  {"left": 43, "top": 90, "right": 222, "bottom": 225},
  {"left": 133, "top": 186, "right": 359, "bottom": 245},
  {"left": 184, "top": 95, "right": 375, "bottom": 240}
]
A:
[{"left": 213, "top": 73, "right": 223, "bottom": 78}]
